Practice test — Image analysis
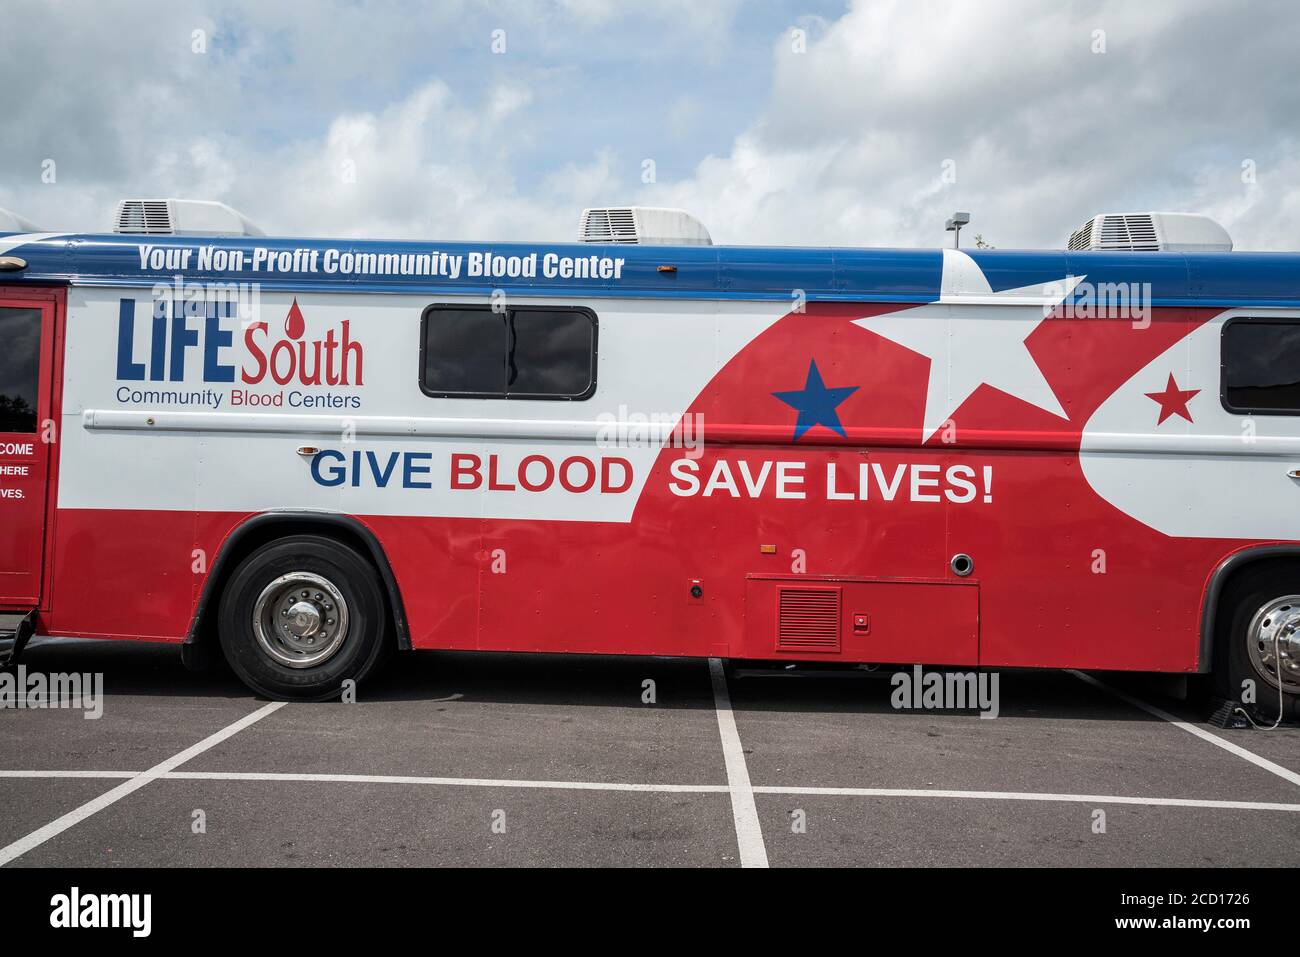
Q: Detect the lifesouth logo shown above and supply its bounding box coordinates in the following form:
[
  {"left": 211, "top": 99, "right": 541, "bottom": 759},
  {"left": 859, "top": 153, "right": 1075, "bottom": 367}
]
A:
[{"left": 114, "top": 294, "right": 364, "bottom": 410}]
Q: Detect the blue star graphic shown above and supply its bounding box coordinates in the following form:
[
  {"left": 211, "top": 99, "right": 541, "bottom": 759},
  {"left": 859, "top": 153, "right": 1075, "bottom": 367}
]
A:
[{"left": 772, "top": 359, "right": 858, "bottom": 441}]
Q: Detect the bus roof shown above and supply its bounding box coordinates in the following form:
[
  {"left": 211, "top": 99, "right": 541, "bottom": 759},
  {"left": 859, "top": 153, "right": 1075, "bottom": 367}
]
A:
[{"left": 2, "top": 231, "right": 1298, "bottom": 308}]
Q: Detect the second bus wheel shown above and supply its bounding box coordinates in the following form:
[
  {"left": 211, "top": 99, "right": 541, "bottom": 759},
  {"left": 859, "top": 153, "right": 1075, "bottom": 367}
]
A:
[
  {"left": 1214, "top": 565, "right": 1300, "bottom": 722},
  {"left": 217, "top": 534, "right": 390, "bottom": 701}
]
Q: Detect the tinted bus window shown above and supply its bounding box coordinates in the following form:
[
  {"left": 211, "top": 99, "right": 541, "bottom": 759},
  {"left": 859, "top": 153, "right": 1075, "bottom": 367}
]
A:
[
  {"left": 508, "top": 309, "right": 597, "bottom": 398},
  {"left": 422, "top": 305, "right": 596, "bottom": 399},
  {"left": 0, "top": 308, "right": 41, "bottom": 433},
  {"left": 421, "top": 308, "right": 508, "bottom": 396},
  {"left": 1223, "top": 319, "right": 1300, "bottom": 414}
]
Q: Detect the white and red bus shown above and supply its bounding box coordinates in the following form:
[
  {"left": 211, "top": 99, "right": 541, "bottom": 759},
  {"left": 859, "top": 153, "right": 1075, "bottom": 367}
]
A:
[{"left": 0, "top": 200, "right": 1296, "bottom": 714}]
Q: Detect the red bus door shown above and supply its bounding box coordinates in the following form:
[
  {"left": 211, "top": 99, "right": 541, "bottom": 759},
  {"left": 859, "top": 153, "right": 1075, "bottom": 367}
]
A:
[{"left": 0, "top": 297, "right": 55, "bottom": 608}]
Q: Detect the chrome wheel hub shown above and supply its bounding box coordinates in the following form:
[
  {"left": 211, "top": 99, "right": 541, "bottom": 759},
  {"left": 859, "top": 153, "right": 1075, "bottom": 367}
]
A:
[
  {"left": 1246, "top": 595, "right": 1300, "bottom": 694},
  {"left": 284, "top": 601, "right": 322, "bottom": 639},
  {"left": 252, "top": 572, "right": 349, "bottom": 669}
]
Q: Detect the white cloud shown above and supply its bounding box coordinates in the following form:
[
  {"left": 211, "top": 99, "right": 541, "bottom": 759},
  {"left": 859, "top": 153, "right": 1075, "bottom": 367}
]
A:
[
  {"left": 2, "top": 0, "right": 1298, "bottom": 251},
  {"left": 646, "top": 0, "right": 1300, "bottom": 250}
]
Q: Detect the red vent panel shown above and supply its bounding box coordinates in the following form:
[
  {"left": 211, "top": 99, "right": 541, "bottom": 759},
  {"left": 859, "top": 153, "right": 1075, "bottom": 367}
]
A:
[{"left": 776, "top": 586, "right": 841, "bottom": 652}]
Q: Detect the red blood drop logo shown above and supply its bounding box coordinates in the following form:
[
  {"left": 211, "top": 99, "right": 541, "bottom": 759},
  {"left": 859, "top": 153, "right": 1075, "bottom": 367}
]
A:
[{"left": 284, "top": 298, "right": 305, "bottom": 339}]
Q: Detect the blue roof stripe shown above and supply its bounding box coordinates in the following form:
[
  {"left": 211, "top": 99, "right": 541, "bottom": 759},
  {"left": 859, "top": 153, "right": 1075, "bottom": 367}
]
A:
[{"left": 1, "top": 232, "right": 1297, "bottom": 307}]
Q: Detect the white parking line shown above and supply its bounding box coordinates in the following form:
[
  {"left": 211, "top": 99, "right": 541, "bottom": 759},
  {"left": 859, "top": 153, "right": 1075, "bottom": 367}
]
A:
[
  {"left": 6, "top": 768, "right": 1299, "bottom": 813},
  {"left": 754, "top": 786, "right": 1300, "bottom": 812},
  {"left": 165, "top": 771, "right": 730, "bottom": 793},
  {"left": 1069, "top": 671, "right": 1300, "bottom": 788},
  {"left": 0, "top": 701, "right": 284, "bottom": 867},
  {"left": 0, "top": 770, "right": 137, "bottom": 779},
  {"left": 708, "top": 658, "right": 769, "bottom": 868}
]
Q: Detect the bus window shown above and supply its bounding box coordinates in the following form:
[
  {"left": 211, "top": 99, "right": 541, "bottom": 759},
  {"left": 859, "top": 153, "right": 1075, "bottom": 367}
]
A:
[
  {"left": 1222, "top": 318, "right": 1300, "bottom": 414},
  {"left": 420, "top": 307, "right": 508, "bottom": 396},
  {"left": 421, "top": 305, "right": 596, "bottom": 400},
  {"left": 0, "top": 308, "right": 41, "bottom": 433},
  {"left": 507, "top": 309, "right": 596, "bottom": 398}
]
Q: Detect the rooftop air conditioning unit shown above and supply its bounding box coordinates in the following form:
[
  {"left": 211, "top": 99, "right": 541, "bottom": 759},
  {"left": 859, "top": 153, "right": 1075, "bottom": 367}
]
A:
[
  {"left": 113, "top": 198, "right": 264, "bottom": 237},
  {"left": 1067, "top": 212, "right": 1231, "bottom": 252},
  {"left": 578, "top": 206, "right": 712, "bottom": 246}
]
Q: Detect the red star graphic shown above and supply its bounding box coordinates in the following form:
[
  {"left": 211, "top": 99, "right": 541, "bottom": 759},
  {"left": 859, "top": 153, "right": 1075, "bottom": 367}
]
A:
[{"left": 1144, "top": 374, "right": 1200, "bottom": 425}]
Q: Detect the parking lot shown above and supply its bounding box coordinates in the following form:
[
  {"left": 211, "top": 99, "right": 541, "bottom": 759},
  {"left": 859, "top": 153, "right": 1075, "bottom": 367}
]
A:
[{"left": 1, "top": 637, "right": 1297, "bottom": 868}]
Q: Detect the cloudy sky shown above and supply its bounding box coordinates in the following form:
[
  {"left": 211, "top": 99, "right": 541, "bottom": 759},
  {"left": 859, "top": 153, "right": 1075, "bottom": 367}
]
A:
[{"left": 2, "top": 0, "right": 1297, "bottom": 250}]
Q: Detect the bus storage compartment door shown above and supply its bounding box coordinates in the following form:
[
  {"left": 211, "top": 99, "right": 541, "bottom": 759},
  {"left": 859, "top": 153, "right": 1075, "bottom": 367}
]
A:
[{"left": 742, "top": 575, "right": 979, "bottom": 666}]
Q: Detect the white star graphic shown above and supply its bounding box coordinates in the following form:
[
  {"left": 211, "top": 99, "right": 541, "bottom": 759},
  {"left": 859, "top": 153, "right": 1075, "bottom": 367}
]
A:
[{"left": 854, "top": 249, "right": 1085, "bottom": 442}]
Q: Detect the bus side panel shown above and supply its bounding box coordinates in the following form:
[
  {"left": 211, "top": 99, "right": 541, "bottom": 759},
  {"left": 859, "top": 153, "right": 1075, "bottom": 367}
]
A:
[
  {"left": 947, "top": 448, "right": 1230, "bottom": 672},
  {"left": 39, "top": 283, "right": 1295, "bottom": 678},
  {"left": 360, "top": 513, "right": 481, "bottom": 651},
  {"left": 37, "top": 499, "right": 1241, "bottom": 677},
  {"left": 46, "top": 507, "right": 210, "bottom": 642}
]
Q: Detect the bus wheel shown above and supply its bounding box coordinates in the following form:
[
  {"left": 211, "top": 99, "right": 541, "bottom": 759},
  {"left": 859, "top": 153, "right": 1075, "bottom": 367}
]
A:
[
  {"left": 1215, "top": 567, "right": 1300, "bottom": 722},
  {"left": 218, "top": 534, "right": 389, "bottom": 701}
]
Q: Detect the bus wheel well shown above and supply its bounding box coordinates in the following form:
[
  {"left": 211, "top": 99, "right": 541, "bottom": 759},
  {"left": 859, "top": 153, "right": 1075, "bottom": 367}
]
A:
[
  {"left": 1202, "top": 549, "right": 1300, "bottom": 672},
  {"left": 183, "top": 515, "right": 410, "bottom": 669}
]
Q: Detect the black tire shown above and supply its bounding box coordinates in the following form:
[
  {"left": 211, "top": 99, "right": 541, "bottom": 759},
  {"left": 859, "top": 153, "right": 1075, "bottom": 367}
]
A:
[
  {"left": 218, "top": 534, "right": 390, "bottom": 701},
  {"left": 1213, "top": 566, "right": 1300, "bottom": 722}
]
